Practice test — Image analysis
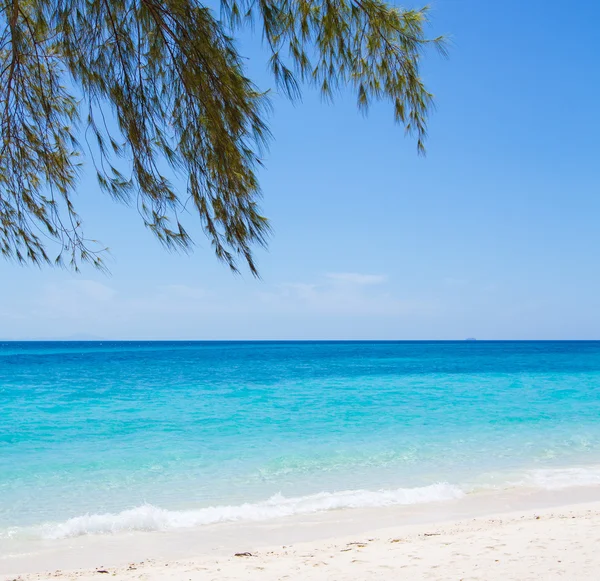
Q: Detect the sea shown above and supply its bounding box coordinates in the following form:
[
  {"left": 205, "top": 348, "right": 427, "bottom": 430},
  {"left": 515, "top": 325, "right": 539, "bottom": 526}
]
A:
[{"left": 3, "top": 340, "right": 600, "bottom": 545}]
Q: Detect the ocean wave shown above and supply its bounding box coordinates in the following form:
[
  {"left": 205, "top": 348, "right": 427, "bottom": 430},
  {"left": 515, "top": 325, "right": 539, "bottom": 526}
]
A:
[
  {"left": 8, "top": 465, "right": 600, "bottom": 541},
  {"left": 522, "top": 466, "right": 600, "bottom": 490},
  {"left": 38, "top": 483, "right": 464, "bottom": 539}
]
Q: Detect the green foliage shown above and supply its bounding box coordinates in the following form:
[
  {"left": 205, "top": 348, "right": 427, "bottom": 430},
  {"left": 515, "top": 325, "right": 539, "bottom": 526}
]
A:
[{"left": 0, "top": 0, "right": 442, "bottom": 274}]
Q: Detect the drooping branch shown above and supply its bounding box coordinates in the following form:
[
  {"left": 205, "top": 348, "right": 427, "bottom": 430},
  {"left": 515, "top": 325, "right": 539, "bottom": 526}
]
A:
[
  {"left": 0, "top": 0, "right": 98, "bottom": 269},
  {"left": 0, "top": 0, "right": 441, "bottom": 274}
]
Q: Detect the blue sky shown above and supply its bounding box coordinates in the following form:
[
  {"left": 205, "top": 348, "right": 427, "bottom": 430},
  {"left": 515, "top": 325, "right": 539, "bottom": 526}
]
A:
[{"left": 1, "top": 0, "right": 600, "bottom": 340}]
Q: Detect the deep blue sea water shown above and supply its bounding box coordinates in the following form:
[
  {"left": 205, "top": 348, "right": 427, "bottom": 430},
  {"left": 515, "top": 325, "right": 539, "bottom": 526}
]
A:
[{"left": 3, "top": 340, "right": 600, "bottom": 539}]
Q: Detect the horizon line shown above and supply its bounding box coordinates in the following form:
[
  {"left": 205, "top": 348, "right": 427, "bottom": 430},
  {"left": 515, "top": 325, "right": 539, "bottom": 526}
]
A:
[{"left": 3, "top": 339, "right": 600, "bottom": 343}]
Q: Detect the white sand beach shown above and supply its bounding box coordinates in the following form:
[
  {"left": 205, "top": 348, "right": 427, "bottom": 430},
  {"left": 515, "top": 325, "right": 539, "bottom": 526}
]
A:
[{"left": 6, "top": 496, "right": 600, "bottom": 580}]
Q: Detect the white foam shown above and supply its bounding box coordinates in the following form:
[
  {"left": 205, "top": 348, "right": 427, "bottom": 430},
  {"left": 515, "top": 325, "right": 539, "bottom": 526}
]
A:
[
  {"left": 38, "top": 483, "right": 464, "bottom": 539},
  {"left": 523, "top": 466, "right": 600, "bottom": 490}
]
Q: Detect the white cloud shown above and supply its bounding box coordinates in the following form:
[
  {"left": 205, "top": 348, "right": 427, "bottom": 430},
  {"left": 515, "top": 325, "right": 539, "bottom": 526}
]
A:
[
  {"left": 0, "top": 273, "right": 439, "bottom": 339},
  {"left": 7, "top": 280, "right": 216, "bottom": 337},
  {"left": 326, "top": 272, "right": 388, "bottom": 285},
  {"left": 259, "top": 273, "right": 436, "bottom": 316},
  {"left": 70, "top": 280, "right": 117, "bottom": 301},
  {"left": 123, "top": 283, "right": 249, "bottom": 316},
  {"left": 159, "top": 284, "right": 207, "bottom": 301},
  {"left": 35, "top": 279, "right": 117, "bottom": 319},
  {"left": 0, "top": 279, "right": 121, "bottom": 338}
]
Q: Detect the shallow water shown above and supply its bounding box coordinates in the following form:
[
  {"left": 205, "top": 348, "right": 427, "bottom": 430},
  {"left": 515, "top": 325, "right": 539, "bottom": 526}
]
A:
[{"left": 3, "top": 340, "right": 600, "bottom": 539}]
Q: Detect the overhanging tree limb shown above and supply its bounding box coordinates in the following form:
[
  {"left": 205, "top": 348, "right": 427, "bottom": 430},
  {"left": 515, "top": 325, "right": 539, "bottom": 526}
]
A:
[{"left": 0, "top": 0, "right": 443, "bottom": 274}]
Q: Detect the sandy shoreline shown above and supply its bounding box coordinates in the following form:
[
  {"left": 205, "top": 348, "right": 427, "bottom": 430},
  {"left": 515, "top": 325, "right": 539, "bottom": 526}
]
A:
[{"left": 6, "top": 495, "right": 600, "bottom": 580}]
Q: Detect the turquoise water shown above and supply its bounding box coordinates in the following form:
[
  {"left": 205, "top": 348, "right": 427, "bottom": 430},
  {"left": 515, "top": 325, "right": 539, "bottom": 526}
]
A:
[{"left": 4, "top": 340, "right": 600, "bottom": 538}]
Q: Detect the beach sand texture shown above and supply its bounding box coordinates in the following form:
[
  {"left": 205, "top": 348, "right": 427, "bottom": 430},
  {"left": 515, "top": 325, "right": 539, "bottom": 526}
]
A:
[{"left": 8, "top": 503, "right": 600, "bottom": 581}]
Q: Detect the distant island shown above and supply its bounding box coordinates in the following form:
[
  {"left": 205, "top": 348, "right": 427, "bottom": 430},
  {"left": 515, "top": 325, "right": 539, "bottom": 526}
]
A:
[{"left": 465, "top": 338, "right": 477, "bottom": 341}]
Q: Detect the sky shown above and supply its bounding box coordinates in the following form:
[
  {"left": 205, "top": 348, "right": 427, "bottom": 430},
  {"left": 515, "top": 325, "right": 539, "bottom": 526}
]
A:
[{"left": 1, "top": 0, "right": 600, "bottom": 340}]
